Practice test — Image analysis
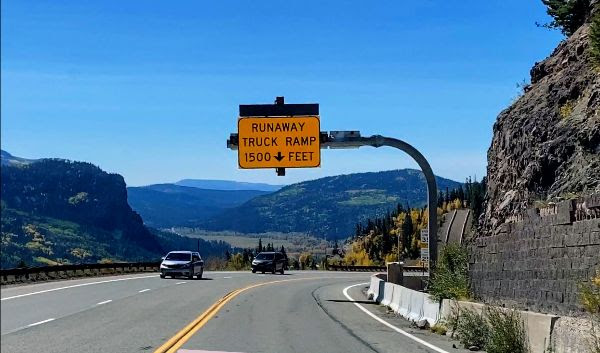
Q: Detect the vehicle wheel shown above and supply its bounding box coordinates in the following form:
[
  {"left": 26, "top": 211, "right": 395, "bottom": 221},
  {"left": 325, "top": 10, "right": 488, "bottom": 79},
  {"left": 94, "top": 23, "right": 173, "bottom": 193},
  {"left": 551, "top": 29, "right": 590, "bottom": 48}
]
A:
[
  {"left": 280, "top": 268, "right": 284, "bottom": 275},
  {"left": 196, "top": 269, "right": 203, "bottom": 279},
  {"left": 160, "top": 274, "right": 165, "bottom": 279},
  {"left": 261, "top": 271, "right": 265, "bottom": 274},
  {"left": 252, "top": 269, "right": 256, "bottom": 273}
]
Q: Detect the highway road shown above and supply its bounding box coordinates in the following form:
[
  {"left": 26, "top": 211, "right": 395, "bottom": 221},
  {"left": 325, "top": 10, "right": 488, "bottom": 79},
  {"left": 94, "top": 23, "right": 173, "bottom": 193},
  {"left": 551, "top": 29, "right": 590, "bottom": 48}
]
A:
[{"left": 1, "top": 271, "right": 470, "bottom": 353}]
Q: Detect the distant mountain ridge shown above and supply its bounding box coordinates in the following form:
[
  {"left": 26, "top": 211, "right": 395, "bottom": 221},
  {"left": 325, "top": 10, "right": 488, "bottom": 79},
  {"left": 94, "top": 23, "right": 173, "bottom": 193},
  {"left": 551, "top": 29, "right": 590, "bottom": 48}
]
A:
[
  {"left": 201, "top": 169, "right": 462, "bottom": 239},
  {"left": 1, "top": 150, "right": 38, "bottom": 166},
  {"left": 127, "top": 184, "right": 270, "bottom": 228},
  {"left": 176, "top": 179, "right": 284, "bottom": 192}
]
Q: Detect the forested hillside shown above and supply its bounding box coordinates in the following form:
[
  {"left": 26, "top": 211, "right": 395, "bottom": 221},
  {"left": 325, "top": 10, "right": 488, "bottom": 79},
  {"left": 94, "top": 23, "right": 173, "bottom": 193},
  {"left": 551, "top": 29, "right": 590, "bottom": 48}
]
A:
[
  {"left": 343, "top": 177, "right": 486, "bottom": 266},
  {"left": 201, "top": 169, "right": 462, "bottom": 239},
  {"left": 0, "top": 156, "right": 231, "bottom": 268}
]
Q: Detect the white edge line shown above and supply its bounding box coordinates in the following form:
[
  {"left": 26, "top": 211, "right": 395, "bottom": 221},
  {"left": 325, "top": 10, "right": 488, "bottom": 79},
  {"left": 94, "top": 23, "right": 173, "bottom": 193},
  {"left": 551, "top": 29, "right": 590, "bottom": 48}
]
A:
[
  {"left": 26, "top": 318, "right": 55, "bottom": 327},
  {"left": 138, "top": 289, "right": 151, "bottom": 293},
  {"left": 175, "top": 281, "right": 186, "bottom": 285},
  {"left": 223, "top": 276, "right": 232, "bottom": 279},
  {"left": 343, "top": 283, "right": 450, "bottom": 353},
  {"left": 1, "top": 274, "right": 157, "bottom": 301},
  {"left": 96, "top": 299, "right": 112, "bottom": 305}
]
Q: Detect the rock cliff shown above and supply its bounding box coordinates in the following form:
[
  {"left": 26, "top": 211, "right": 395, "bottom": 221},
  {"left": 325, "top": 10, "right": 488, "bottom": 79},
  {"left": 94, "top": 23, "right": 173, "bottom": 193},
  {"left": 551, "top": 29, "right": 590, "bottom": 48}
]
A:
[{"left": 482, "top": 20, "right": 600, "bottom": 234}]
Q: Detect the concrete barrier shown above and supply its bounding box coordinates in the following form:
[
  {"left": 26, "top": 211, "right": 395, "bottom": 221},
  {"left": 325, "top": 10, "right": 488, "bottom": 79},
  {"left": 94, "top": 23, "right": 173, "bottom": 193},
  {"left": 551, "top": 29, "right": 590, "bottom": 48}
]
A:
[
  {"left": 389, "top": 284, "right": 402, "bottom": 312},
  {"left": 368, "top": 274, "right": 564, "bottom": 353},
  {"left": 406, "top": 288, "right": 424, "bottom": 322},
  {"left": 397, "top": 285, "right": 412, "bottom": 318},
  {"left": 381, "top": 282, "right": 395, "bottom": 307},
  {"left": 368, "top": 274, "right": 439, "bottom": 326},
  {"left": 422, "top": 296, "right": 440, "bottom": 326},
  {"left": 367, "top": 276, "right": 381, "bottom": 300},
  {"left": 440, "top": 300, "right": 558, "bottom": 353}
]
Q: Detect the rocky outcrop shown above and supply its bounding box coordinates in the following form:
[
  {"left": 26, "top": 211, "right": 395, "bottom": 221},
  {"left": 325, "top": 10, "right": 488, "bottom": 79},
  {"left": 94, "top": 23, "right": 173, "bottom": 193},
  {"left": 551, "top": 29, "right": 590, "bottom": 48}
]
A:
[{"left": 482, "top": 23, "right": 600, "bottom": 235}]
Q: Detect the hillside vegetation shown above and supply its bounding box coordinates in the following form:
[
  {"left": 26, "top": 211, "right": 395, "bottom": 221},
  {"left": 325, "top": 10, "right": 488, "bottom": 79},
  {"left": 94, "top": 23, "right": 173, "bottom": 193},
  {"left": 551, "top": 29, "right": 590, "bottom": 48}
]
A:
[
  {"left": 0, "top": 157, "right": 230, "bottom": 268},
  {"left": 201, "top": 169, "right": 461, "bottom": 239},
  {"left": 342, "top": 178, "right": 485, "bottom": 266}
]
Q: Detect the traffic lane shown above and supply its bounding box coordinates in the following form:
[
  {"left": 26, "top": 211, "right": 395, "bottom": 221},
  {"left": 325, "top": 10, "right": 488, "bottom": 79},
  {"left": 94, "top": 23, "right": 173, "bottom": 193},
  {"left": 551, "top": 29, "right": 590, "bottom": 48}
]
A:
[
  {"left": 0, "top": 271, "right": 255, "bottom": 300},
  {"left": 2, "top": 273, "right": 172, "bottom": 334},
  {"left": 181, "top": 278, "right": 471, "bottom": 353},
  {"left": 180, "top": 276, "right": 377, "bottom": 353},
  {"left": 0, "top": 272, "right": 368, "bottom": 353},
  {"left": 0, "top": 272, "right": 159, "bottom": 299},
  {"left": 0, "top": 270, "right": 295, "bottom": 334}
]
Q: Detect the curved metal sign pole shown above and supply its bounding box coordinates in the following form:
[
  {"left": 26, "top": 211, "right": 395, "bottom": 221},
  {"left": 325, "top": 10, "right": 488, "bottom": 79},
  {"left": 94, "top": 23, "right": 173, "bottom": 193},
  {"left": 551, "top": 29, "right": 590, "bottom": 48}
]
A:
[
  {"left": 227, "top": 128, "right": 438, "bottom": 267},
  {"left": 322, "top": 133, "right": 438, "bottom": 267}
]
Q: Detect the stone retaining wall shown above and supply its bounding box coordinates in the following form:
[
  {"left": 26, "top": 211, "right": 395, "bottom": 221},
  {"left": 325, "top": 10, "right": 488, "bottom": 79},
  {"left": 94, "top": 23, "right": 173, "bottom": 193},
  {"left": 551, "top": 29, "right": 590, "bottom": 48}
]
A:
[{"left": 469, "top": 193, "right": 600, "bottom": 315}]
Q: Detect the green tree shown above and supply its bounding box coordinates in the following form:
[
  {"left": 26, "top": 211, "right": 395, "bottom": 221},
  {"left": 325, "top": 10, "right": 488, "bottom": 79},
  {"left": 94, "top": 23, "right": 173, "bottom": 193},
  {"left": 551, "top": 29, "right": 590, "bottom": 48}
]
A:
[
  {"left": 539, "top": 0, "right": 593, "bottom": 36},
  {"left": 429, "top": 244, "right": 470, "bottom": 301}
]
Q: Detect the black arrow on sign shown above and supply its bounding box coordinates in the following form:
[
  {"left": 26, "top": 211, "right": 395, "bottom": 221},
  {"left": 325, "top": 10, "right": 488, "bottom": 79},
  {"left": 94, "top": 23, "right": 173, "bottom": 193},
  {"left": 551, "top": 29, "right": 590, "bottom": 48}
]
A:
[{"left": 274, "top": 152, "right": 284, "bottom": 161}]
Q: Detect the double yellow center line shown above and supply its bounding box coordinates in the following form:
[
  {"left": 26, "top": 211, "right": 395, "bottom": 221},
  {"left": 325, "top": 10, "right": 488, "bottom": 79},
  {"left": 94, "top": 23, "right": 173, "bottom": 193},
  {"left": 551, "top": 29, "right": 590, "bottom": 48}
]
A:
[{"left": 153, "top": 277, "right": 338, "bottom": 353}]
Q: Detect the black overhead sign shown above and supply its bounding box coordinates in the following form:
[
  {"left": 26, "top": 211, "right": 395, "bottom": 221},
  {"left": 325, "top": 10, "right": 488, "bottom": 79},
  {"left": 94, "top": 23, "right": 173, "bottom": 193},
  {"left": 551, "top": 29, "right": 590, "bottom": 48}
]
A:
[{"left": 239, "top": 103, "right": 319, "bottom": 117}]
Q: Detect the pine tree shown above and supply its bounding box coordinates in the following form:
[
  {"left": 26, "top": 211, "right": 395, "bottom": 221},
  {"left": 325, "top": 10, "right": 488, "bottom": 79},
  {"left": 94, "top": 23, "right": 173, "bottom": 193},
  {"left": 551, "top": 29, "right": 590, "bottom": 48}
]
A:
[
  {"left": 540, "top": 0, "right": 592, "bottom": 36},
  {"left": 257, "top": 238, "right": 263, "bottom": 253}
]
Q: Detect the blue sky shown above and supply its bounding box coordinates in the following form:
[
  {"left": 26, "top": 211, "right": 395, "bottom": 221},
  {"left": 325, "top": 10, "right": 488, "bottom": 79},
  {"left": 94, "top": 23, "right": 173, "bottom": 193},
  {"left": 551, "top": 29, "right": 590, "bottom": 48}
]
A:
[{"left": 1, "top": 1, "right": 563, "bottom": 186}]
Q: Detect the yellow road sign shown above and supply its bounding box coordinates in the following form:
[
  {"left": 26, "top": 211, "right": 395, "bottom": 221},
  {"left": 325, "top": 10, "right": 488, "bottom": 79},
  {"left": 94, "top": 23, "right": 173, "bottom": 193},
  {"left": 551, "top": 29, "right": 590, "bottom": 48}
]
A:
[{"left": 238, "top": 116, "right": 320, "bottom": 169}]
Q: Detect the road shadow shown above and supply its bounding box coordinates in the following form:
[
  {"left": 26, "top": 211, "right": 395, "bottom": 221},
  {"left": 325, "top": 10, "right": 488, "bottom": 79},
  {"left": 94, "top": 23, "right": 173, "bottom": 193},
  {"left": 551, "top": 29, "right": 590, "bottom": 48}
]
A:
[
  {"left": 163, "top": 277, "right": 213, "bottom": 280},
  {"left": 326, "top": 299, "right": 376, "bottom": 305},
  {"left": 252, "top": 273, "right": 293, "bottom": 276}
]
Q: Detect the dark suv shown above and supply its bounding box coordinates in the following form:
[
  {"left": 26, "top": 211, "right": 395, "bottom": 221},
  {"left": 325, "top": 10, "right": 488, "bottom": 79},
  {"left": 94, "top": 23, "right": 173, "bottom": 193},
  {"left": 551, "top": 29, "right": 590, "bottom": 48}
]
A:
[{"left": 251, "top": 252, "right": 286, "bottom": 274}]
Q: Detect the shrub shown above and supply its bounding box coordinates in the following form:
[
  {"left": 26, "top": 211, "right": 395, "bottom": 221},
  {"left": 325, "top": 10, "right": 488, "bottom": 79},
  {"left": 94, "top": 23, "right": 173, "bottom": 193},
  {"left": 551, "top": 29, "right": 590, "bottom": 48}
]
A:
[
  {"left": 428, "top": 244, "right": 470, "bottom": 301},
  {"left": 485, "top": 306, "right": 531, "bottom": 353},
  {"left": 579, "top": 271, "right": 600, "bottom": 353},
  {"left": 456, "top": 308, "right": 489, "bottom": 349},
  {"left": 539, "top": 0, "right": 593, "bottom": 36},
  {"left": 559, "top": 100, "right": 575, "bottom": 119},
  {"left": 430, "top": 323, "right": 448, "bottom": 335}
]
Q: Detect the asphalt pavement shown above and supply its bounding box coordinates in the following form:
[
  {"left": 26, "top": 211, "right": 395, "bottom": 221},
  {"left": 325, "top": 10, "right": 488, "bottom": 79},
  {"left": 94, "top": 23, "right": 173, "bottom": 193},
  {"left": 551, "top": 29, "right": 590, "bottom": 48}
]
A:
[{"left": 1, "top": 271, "right": 471, "bottom": 353}]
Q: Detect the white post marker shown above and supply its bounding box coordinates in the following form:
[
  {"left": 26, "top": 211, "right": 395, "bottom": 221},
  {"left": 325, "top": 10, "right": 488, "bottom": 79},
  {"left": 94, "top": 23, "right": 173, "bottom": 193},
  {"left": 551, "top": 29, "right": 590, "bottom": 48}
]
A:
[{"left": 420, "top": 228, "right": 430, "bottom": 270}]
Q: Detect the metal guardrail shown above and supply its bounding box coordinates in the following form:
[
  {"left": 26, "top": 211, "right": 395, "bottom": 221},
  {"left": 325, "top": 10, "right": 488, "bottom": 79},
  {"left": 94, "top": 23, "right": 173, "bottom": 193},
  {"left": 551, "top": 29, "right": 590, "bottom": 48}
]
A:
[
  {"left": 328, "top": 264, "right": 386, "bottom": 271},
  {"left": 1, "top": 262, "right": 160, "bottom": 284},
  {"left": 327, "top": 264, "right": 428, "bottom": 273}
]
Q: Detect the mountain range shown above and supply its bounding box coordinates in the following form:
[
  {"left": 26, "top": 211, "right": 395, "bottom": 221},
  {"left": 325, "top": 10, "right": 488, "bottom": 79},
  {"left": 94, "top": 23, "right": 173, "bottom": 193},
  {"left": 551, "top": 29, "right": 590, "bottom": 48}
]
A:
[
  {"left": 175, "top": 179, "right": 283, "bottom": 192},
  {"left": 127, "top": 184, "right": 270, "bottom": 228}
]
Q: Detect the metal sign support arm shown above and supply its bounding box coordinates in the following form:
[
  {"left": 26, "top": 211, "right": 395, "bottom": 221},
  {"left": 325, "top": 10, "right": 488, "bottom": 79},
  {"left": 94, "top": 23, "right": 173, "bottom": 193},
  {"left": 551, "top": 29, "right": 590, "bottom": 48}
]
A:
[{"left": 322, "top": 132, "right": 438, "bottom": 267}]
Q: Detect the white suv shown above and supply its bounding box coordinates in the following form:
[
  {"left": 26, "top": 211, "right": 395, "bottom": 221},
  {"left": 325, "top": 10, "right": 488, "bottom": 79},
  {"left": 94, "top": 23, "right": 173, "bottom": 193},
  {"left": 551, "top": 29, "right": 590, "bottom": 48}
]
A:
[{"left": 159, "top": 251, "right": 204, "bottom": 279}]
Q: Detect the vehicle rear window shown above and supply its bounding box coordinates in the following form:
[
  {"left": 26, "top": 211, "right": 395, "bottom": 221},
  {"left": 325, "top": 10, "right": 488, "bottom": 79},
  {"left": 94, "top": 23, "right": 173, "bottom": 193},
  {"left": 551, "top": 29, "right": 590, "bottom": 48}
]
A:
[
  {"left": 256, "top": 253, "right": 274, "bottom": 260},
  {"left": 165, "top": 253, "right": 191, "bottom": 261}
]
